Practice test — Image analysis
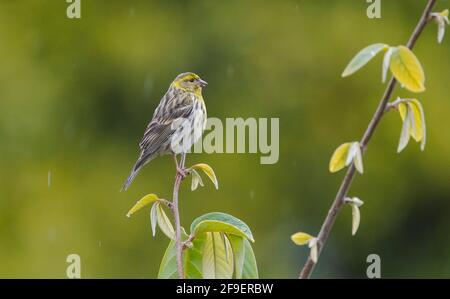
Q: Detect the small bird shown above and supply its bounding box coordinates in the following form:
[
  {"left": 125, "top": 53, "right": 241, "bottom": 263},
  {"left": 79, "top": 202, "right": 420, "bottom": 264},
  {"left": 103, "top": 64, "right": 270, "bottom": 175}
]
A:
[{"left": 122, "top": 72, "right": 208, "bottom": 191}]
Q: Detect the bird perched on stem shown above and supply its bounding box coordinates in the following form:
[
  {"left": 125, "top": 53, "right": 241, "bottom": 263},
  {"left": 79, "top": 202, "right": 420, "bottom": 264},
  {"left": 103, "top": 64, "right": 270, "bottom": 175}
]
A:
[{"left": 122, "top": 72, "right": 208, "bottom": 191}]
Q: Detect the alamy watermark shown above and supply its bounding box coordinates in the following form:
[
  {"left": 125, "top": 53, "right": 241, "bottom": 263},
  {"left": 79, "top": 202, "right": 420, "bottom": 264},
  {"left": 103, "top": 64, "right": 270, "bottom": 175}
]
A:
[
  {"left": 171, "top": 117, "right": 279, "bottom": 165},
  {"left": 66, "top": 253, "right": 81, "bottom": 278},
  {"left": 367, "top": 0, "right": 381, "bottom": 19},
  {"left": 366, "top": 253, "right": 381, "bottom": 278},
  {"left": 66, "top": 0, "right": 81, "bottom": 19}
]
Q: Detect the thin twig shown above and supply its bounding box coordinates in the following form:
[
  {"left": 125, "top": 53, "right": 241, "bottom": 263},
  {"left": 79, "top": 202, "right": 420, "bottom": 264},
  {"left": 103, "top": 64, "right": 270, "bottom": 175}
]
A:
[
  {"left": 172, "top": 153, "right": 186, "bottom": 279},
  {"left": 299, "top": 0, "right": 436, "bottom": 279}
]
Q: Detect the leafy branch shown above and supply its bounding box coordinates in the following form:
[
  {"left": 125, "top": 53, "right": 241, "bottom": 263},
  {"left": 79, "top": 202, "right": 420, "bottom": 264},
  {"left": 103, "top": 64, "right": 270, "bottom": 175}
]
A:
[
  {"left": 292, "top": 0, "right": 446, "bottom": 278},
  {"left": 126, "top": 157, "right": 258, "bottom": 279}
]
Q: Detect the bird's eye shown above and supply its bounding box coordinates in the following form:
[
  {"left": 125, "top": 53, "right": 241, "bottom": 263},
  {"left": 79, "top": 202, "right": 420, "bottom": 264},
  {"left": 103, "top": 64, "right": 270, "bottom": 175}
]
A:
[{"left": 189, "top": 78, "right": 195, "bottom": 83}]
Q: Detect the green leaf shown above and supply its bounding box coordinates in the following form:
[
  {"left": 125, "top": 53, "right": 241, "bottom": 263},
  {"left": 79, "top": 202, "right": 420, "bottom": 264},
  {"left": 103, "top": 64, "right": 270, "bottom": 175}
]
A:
[
  {"left": 398, "top": 104, "right": 412, "bottom": 153},
  {"left": 158, "top": 241, "right": 178, "bottom": 278},
  {"left": 329, "top": 142, "right": 351, "bottom": 173},
  {"left": 202, "top": 232, "right": 234, "bottom": 279},
  {"left": 157, "top": 229, "right": 204, "bottom": 279},
  {"left": 228, "top": 235, "right": 259, "bottom": 279},
  {"left": 330, "top": 142, "right": 363, "bottom": 174},
  {"left": 408, "top": 100, "right": 426, "bottom": 150},
  {"left": 190, "top": 169, "right": 204, "bottom": 191},
  {"left": 382, "top": 47, "right": 394, "bottom": 83},
  {"left": 389, "top": 46, "right": 425, "bottom": 93},
  {"left": 352, "top": 143, "right": 364, "bottom": 174},
  {"left": 158, "top": 213, "right": 257, "bottom": 279},
  {"left": 433, "top": 10, "right": 450, "bottom": 43},
  {"left": 346, "top": 142, "right": 358, "bottom": 166},
  {"left": 351, "top": 204, "right": 361, "bottom": 236},
  {"left": 398, "top": 101, "right": 408, "bottom": 120},
  {"left": 150, "top": 202, "right": 158, "bottom": 237},
  {"left": 437, "top": 17, "right": 446, "bottom": 43},
  {"left": 342, "top": 43, "right": 388, "bottom": 77},
  {"left": 228, "top": 235, "right": 245, "bottom": 278},
  {"left": 126, "top": 193, "right": 159, "bottom": 218},
  {"left": 190, "top": 212, "right": 254, "bottom": 242},
  {"left": 241, "top": 238, "right": 258, "bottom": 278},
  {"left": 156, "top": 203, "right": 175, "bottom": 240},
  {"left": 397, "top": 99, "right": 426, "bottom": 152},
  {"left": 291, "top": 232, "right": 314, "bottom": 246},
  {"left": 308, "top": 239, "right": 318, "bottom": 264},
  {"left": 191, "top": 163, "right": 219, "bottom": 189},
  {"left": 442, "top": 9, "right": 449, "bottom": 18}
]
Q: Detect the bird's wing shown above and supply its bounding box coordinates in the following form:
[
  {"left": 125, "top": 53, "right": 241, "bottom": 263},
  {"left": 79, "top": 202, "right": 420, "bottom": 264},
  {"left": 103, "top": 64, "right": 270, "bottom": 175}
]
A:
[{"left": 139, "top": 92, "right": 194, "bottom": 153}]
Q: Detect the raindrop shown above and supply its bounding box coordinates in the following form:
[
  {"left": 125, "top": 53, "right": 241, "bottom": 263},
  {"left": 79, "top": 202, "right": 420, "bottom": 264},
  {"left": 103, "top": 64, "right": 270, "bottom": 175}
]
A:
[
  {"left": 48, "top": 170, "right": 52, "bottom": 187},
  {"left": 129, "top": 6, "right": 135, "bottom": 17},
  {"left": 64, "top": 120, "right": 76, "bottom": 140},
  {"left": 226, "top": 65, "right": 235, "bottom": 78},
  {"left": 143, "top": 77, "right": 154, "bottom": 98},
  {"left": 80, "top": 136, "right": 90, "bottom": 150},
  {"left": 48, "top": 229, "right": 56, "bottom": 241}
]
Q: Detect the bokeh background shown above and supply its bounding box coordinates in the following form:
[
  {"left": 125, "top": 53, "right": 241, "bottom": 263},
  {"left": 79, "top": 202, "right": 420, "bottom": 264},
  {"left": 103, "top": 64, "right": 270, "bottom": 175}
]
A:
[{"left": 1, "top": 0, "right": 449, "bottom": 278}]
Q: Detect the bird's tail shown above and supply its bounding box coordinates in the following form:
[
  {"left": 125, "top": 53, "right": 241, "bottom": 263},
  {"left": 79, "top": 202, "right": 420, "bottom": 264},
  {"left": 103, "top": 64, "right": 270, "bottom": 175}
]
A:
[
  {"left": 121, "top": 153, "right": 156, "bottom": 192},
  {"left": 121, "top": 168, "right": 140, "bottom": 192}
]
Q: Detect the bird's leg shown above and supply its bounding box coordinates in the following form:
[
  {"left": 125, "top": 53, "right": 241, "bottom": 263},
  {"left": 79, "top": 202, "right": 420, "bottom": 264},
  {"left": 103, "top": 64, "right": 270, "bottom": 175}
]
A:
[{"left": 173, "top": 154, "right": 188, "bottom": 179}]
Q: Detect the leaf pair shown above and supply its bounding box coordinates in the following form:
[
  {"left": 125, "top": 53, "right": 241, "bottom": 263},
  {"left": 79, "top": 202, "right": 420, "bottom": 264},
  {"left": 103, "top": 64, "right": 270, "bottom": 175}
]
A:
[
  {"left": 291, "top": 232, "right": 318, "bottom": 263},
  {"left": 158, "top": 212, "right": 258, "bottom": 279},
  {"left": 345, "top": 197, "right": 364, "bottom": 236},
  {"left": 126, "top": 193, "right": 175, "bottom": 239},
  {"left": 342, "top": 43, "right": 425, "bottom": 93},
  {"left": 189, "top": 163, "right": 219, "bottom": 191},
  {"left": 329, "top": 142, "right": 364, "bottom": 174},
  {"left": 151, "top": 202, "right": 175, "bottom": 239},
  {"left": 431, "top": 9, "right": 450, "bottom": 44},
  {"left": 396, "top": 98, "right": 426, "bottom": 153}
]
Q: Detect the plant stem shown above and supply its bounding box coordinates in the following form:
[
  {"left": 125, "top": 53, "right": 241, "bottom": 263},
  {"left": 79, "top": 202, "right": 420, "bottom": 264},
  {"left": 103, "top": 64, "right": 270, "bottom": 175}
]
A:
[
  {"left": 299, "top": 0, "right": 436, "bottom": 279},
  {"left": 172, "top": 153, "right": 186, "bottom": 279}
]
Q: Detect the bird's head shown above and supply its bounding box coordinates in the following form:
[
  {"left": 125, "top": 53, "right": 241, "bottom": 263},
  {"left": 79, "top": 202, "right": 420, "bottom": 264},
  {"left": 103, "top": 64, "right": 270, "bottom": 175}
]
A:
[{"left": 171, "top": 72, "right": 208, "bottom": 95}]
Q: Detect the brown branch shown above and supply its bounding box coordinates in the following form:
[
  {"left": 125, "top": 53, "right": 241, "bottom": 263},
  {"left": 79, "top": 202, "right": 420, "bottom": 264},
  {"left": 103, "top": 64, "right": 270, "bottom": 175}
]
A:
[
  {"left": 172, "top": 153, "right": 186, "bottom": 279},
  {"left": 299, "top": 0, "right": 436, "bottom": 279}
]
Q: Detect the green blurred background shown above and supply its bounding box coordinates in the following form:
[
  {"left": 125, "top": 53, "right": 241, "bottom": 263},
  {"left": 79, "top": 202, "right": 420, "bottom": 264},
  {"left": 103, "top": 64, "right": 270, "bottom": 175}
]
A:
[{"left": 0, "top": 0, "right": 449, "bottom": 278}]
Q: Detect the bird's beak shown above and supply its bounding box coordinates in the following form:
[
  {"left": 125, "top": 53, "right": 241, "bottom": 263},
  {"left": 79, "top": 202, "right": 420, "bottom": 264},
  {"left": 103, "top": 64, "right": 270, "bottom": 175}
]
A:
[{"left": 199, "top": 79, "right": 208, "bottom": 87}]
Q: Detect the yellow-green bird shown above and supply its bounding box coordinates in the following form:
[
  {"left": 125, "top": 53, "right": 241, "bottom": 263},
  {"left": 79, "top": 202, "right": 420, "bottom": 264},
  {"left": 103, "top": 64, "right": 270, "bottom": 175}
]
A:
[{"left": 122, "top": 72, "right": 208, "bottom": 191}]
